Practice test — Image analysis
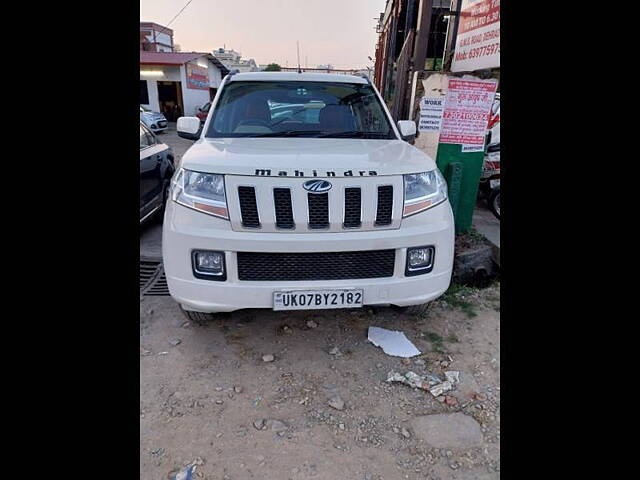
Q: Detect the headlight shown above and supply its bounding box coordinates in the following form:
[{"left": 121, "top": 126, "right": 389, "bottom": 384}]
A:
[
  {"left": 403, "top": 170, "right": 447, "bottom": 217},
  {"left": 171, "top": 168, "right": 229, "bottom": 219}
]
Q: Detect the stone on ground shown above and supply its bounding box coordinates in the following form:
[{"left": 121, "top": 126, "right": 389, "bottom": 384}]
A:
[{"left": 410, "top": 413, "right": 483, "bottom": 448}]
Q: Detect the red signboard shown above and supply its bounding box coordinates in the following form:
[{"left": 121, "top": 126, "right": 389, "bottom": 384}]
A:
[{"left": 186, "top": 62, "right": 209, "bottom": 90}]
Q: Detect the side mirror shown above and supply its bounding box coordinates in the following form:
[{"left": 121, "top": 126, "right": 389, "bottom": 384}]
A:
[
  {"left": 177, "top": 116, "right": 201, "bottom": 140},
  {"left": 397, "top": 120, "right": 416, "bottom": 142}
]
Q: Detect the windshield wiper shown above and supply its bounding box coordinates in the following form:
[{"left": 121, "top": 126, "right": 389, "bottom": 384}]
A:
[
  {"left": 246, "top": 130, "right": 322, "bottom": 138},
  {"left": 316, "top": 131, "right": 391, "bottom": 139}
]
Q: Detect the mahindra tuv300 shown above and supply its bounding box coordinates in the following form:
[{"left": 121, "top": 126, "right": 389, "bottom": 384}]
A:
[{"left": 162, "top": 71, "right": 454, "bottom": 323}]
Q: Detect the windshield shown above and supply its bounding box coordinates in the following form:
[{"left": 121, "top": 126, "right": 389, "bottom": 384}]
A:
[{"left": 206, "top": 81, "right": 396, "bottom": 139}]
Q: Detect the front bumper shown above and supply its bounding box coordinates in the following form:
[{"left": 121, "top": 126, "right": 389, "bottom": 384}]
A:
[
  {"left": 162, "top": 201, "right": 455, "bottom": 313},
  {"left": 149, "top": 122, "right": 168, "bottom": 132}
]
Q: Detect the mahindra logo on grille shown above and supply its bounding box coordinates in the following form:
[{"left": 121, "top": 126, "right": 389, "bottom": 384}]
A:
[{"left": 303, "top": 179, "right": 332, "bottom": 193}]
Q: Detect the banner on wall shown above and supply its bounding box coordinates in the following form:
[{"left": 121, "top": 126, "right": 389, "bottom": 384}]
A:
[
  {"left": 186, "top": 62, "right": 209, "bottom": 90},
  {"left": 439, "top": 78, "right": 497, "bottom": 149},
  {"left": 418, "top": 96, "right": 445, "bottom": 132}
]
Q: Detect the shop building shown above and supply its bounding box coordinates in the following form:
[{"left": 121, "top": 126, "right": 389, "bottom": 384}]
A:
[{"left": 140, "top": 51, "right": 230, "bottom": 120}]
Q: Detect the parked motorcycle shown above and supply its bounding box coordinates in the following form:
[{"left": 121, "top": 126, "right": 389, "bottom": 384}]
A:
[{"left": 478, "top": 143, "right": 500, "bottom": 220}]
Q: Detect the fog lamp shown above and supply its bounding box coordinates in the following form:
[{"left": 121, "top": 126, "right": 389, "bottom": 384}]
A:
[
  {"left": 405, "top": 246, "right": 435, "bottom": 276},
  {"left": 192, "top": 250, "right": 226, "bottom": 280}
]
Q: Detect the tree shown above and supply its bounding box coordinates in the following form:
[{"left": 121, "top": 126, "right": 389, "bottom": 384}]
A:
[{"left": 264, "top": 63, "right": 282, "bottom": 71}]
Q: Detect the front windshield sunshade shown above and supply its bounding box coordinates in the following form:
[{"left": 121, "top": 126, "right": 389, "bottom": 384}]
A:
[{"left": 206, "top": 81, "right": 395, "bottom": 139}]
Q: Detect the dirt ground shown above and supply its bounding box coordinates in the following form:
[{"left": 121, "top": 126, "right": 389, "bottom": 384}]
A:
[{"left": 140, "top": 283, "right": 500, "bottom": 480}]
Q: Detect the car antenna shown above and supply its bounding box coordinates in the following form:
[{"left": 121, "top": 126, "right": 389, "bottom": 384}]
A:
[{"left": 296, "top": 41, "right": 302, "bottom": 73}]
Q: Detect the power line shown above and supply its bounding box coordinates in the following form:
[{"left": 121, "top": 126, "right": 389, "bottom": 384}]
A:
[
  {"left": 147, "top": 0, "right": 196, "bottom": 45},
  {"left": 165, "top": 0, "right": 195, "bottom": 29}
]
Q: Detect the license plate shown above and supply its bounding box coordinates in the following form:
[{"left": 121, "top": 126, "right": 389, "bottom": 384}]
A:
[
  {"left": 273, "top": 289, "right": 363, "bottom": 311},
  {"left": 490, "top": 179, "right": 500, "bottom": 188},
  {"left": 158, "top": 121, "right": 167, "bottom": 127}
]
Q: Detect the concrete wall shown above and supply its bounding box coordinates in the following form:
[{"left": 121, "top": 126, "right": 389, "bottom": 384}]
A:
[
  {"left": 207, "top": 62, "right": 222, "bottom": 88},
  {"left": 413, "top": 73, "right": 448, "bottom": 160},
  {"left": 141, "top": 79, "right": 160, "bottom": 112}
]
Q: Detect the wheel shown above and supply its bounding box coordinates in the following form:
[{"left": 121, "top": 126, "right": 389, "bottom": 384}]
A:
[
  {"left": 394, "top": 302, "right": 432, "bottom": 316},
  {"left": 488, "top": 188, "right": 500, "bottom": 219},
  {"left": 180, "top": 306, "right": 217, "bottom": 326}
]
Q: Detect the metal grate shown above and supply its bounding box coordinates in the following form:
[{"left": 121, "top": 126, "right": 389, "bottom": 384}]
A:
[
  {"left": 273, "top": 188, "right": 295, "bottom": 229},
  {"left": 343, "top": 187, "right": 362, "bottom": 228},
  {"left": 375, "top": 185, "right": 393, "bottom": 226},
  {"left": 145, "top": 269, "right": 169, "bottom": 295},
  {"left": 139, "top": 257, "right": 170, "bottom": 296},
  {"left": 237, "top": 249, "right": 396, "bottom": 281},
  {"left": 307, "top": 192, "right": 329, "bottom": 229},
  {"left": 140, "top": 259, "right": 160, "bottom": 290},
  {"left": 238, "top": 186, "right": 260, "bottom": 228}
]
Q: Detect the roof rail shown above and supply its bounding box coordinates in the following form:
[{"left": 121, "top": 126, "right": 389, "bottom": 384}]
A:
[
  {"left": 222, "top": 68, "right": 240, "bottom": 85},
  {"left": 355, "top": 72, "right": 372, "bottom": 85}
]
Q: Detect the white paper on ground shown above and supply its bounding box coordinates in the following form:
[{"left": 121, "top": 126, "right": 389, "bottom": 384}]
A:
[{"left": 367, "top": 326, "right": 421, "bottom": 358}]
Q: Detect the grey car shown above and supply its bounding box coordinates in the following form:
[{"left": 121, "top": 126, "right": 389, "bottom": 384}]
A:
[{"left": 140, "top": 106, "right": 168, "bottom": 133}]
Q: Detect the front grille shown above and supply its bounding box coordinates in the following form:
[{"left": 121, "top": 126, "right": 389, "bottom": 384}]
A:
[
  {"left": 307, "top": 193, "right": 329, "bottom": 229},
  {"left": 273, "top": 188, "right": 294, "bottom": 229},
  {"left": 230, "top": 176, "right": 401, "bottom": 232},
  {"left": 237, "top": 249, "right": 396, "bottom": 281},
  {"left": 343, "top": 187, "right": 362, "bottom": 228},
  {"left": 238, "top": 186, "right": 260, "bottom": 228},
  {"left": 375, "top": 185, "right": 393, "bottom": 226}
]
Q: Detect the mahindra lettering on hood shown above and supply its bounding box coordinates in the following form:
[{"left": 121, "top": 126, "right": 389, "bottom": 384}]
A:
[{"left": 163, "top": 71, "right": 454, "bottom": 323}]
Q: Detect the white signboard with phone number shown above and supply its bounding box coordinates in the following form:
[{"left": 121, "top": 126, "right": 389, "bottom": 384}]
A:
[{"left": 451, "top": 0, "right": 500, "bottom": 73}]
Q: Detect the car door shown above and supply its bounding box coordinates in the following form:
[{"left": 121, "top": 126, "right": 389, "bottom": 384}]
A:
[{"left": 139, "top": 123, "right": 165, "bottom": 220}]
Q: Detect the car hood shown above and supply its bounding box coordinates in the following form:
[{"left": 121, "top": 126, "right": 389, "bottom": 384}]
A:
[
  {"left": 180, "top": 138, "right": 436, "bottom": 177},
  {"left": 141, "top": 111, "right": 165, "bottom": 119}
]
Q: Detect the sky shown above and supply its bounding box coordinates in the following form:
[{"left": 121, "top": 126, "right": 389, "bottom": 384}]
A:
[{"left": 140, "top": 0, "right": 386, "bottom": 69}]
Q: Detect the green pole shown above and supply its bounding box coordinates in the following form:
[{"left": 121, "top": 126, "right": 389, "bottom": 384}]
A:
[{"left": 436, "top": 144, "right": 484, "bottom": 233}]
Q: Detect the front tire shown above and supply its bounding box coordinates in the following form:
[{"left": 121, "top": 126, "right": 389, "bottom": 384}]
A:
[
  {"left": 394, "top": 302, "right": 432, "bottom": 316},
  {"left": 180, "top": 306, "right": 218, "bottom": 326},
  {"left": 488, "top": 188, "right": 500, "bottom": 219}
]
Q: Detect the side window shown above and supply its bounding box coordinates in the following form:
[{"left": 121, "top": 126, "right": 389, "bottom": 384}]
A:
[
  {"left": 146, "top": 128, "right": 156, "bottom": 146},
  {"left": 140, "top": 125, "right": 152, "bottom": 149}
]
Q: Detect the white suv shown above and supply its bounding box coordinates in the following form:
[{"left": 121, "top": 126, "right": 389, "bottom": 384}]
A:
[{"left": 163, "top": 72, "right": 454, "bottom": 322}]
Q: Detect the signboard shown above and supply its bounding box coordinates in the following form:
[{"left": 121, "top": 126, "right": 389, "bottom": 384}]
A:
[
  {"left": 439, "top": 78, "right": 497, "bottom": 148},
  {"left": 418, "top": 96, "right": 445, "bottom": 132},
  {"left": 186, "top": 62, "right": 209, "bottom": 90},
  {"left": 451, "top": 0, "right": 500, "bottom": 72}
]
